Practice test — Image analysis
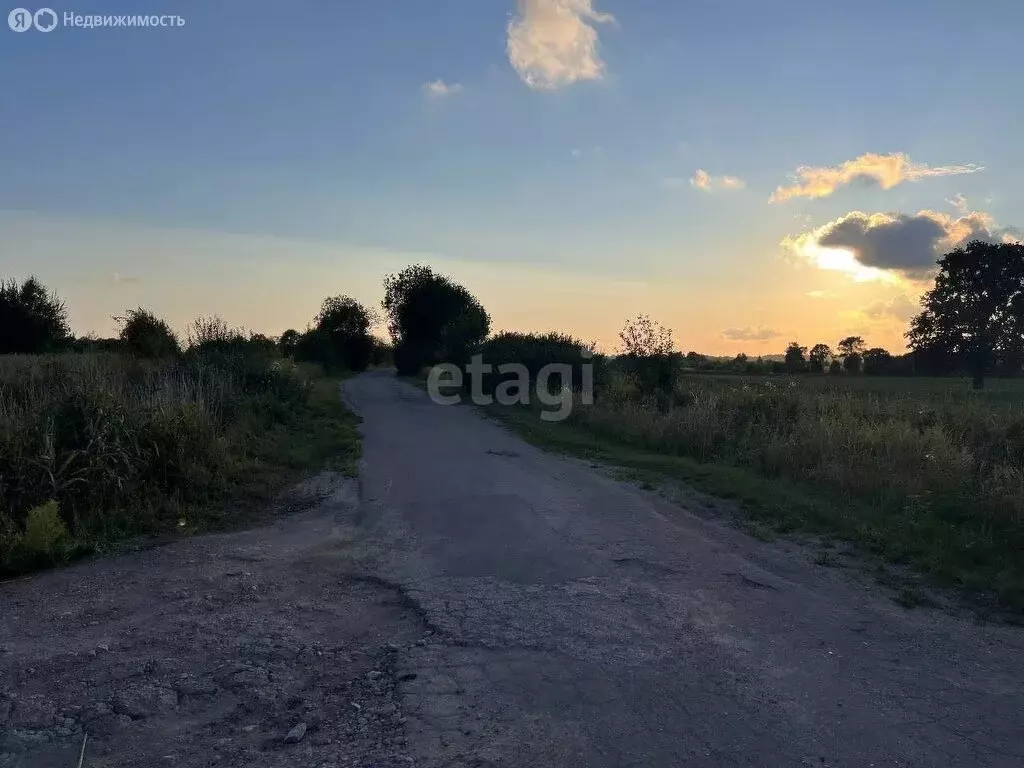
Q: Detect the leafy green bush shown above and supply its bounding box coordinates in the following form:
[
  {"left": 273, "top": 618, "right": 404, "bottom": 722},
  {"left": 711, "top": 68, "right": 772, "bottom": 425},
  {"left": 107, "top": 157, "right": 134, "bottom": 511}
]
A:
[
  {"left": 0, "top": 276, "right": 72, "bottom": 355},
  {"left": 116, "top": 308, "right": 181, "bottom": 358},
  {"left": 0, "top": 501, "right": 75, "bottom": 571},
  {"left": 477, "top": 332, "right": 593, "bottom": 396}
]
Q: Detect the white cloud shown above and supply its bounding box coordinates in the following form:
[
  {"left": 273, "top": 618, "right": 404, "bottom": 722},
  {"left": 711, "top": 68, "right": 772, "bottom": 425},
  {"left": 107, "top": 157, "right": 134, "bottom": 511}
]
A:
[
  {"left": 111, "top": 272, "right": 141, "bottom": 284},
  {"left": 861, "top": 294, "right": 919, "bottom": 323},
  {"left": 782, "top": 209, "right": 1022, "bottom": 282},
  {"left": 947, "top": 193, "right": 969, "bottom": 213},
  {"left": 721, "top": 326, "right": 781, "bottom": 342},
  {"left": 507, "top": 0, "right": 615, "bottom": 90},
  {"left": 423, "top": 79, "right": 463, "bottom": 98},
  {"left": 690, "top": 169, "right": 745, "bottom": 192},
  {"left": 770, "top": 153, "right": 984, "bottom": 202}
]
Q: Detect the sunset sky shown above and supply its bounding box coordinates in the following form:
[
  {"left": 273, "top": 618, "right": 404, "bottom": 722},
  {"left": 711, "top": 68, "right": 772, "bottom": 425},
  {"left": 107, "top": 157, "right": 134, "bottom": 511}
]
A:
[{"left": 2, "top": 0, "right": 1022, "bottom": 355}]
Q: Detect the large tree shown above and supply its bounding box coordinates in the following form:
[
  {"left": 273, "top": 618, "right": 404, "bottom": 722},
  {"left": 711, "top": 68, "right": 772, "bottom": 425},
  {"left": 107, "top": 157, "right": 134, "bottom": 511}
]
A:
[
  {"left": 907, "top": 240, "right": 1024, "bottom": 388},
  {"left": 0, "top": 277, "right": 72, "bottom": 354},
  {"left": 784, "top": 341, "right": 807, "bottom": 373},
  {"left": 862, "top": 347, "right": 894, "bottom": 375},
  {"left": 808, "top": 343, "right": 832, "bottom": 373},
  {"left": 383, "top": 265, "right": 490, "bottom": 374},
  {"left": 295, "top": 296, "right": 377, "bottom": 371},
  {"left": 837, "top": 335, "right": 866, "bottom": 374}
]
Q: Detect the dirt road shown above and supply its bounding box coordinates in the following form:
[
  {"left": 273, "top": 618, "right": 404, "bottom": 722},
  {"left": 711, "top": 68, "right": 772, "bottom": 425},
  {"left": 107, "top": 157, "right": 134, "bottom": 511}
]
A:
[{"left": 3, "top": 371, "right": 1024, "bottom": 767}]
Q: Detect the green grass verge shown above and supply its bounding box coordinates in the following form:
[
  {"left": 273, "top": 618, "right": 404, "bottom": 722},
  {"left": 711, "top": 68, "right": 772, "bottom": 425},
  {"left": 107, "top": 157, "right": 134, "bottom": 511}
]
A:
[{"left": 201, "top": 374, "right": 362, "bottom": 527}]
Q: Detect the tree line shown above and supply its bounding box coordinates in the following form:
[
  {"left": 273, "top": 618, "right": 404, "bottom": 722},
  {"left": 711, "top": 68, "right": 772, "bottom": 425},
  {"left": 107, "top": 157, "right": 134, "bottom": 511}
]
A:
[{"left": 2, "top": 240, "right": 1022, "bottom": 388}]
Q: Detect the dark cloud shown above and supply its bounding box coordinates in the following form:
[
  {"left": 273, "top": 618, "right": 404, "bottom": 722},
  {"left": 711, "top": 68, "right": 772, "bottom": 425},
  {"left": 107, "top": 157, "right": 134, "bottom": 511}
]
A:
[
  {"left": 817, "top": 213, "right": 948, "bottom": 270},
  {"left": 787, "top": 210, "right": 1022, "bottom": 279}
]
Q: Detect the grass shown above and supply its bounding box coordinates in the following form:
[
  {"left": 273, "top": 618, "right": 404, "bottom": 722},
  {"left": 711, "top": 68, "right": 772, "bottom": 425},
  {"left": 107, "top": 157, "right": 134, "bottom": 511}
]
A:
[
  {"left": 0, "top": 352, "right": 360, "bottom": 574},
  {"left": 481, "top": 370, "right": 1024, "bottom": 614}
]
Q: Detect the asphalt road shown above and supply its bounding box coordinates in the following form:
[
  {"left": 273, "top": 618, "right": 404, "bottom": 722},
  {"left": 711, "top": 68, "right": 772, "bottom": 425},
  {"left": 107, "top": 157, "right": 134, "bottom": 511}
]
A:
[{"left": 342, "top": 370, "right": 1024, "bottom": 768}]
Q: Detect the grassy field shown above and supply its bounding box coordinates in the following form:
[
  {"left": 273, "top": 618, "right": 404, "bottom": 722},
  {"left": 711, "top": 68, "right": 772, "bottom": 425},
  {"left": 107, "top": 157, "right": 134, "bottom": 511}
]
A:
[
  {"left": 487, "top": 371, "right": 1024, "bottom": 614},
  {"left": 0, "top": 352, "right": 361, "bottom": 574}
]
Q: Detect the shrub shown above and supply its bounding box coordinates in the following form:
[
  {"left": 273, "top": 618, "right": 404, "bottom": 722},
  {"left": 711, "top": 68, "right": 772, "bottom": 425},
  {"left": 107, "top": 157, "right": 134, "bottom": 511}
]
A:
[
  {"left": 116, "top": 308, "right": 181, "bottom": 358},
  {"left": 294, "top": 296, "right": 377, "bottom": 372},
  {"left": 477, "top": 332, "right": 592, "bottom": 396},
  {"left": 0, "top": 277, "right": 72, "bottom": 354}
]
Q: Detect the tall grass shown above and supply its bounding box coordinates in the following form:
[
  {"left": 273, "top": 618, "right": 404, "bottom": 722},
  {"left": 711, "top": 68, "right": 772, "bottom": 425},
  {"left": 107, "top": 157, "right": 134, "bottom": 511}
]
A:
[
  {"left": 566, "top": 373, "right": 1024, "bottom": 608},
  {"left": 0, "top": 350, "right": 320, "bottom": 572}
]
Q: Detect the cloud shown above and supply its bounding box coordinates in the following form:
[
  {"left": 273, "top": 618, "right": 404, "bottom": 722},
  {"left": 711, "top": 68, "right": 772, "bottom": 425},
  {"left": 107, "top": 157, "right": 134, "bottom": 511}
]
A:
[
  {"left": 690, "top": 169, "right": 745, "bottom": 192},
  {"left": 770, "top": 153, "right": 984, "bottom": 202},
  {"left": 507, "top": 0, "right": 615, "bottom": 90},
  {"left": 861, "top": 294, "right": 919, "bottom": 323},
  {"left": 423, "top": 79, "right": 463, "bottom": 98},
  {"left": 805, "top": 290, "right": 835, "bottom": 299},
  {"left": 111, "top": 272, "right": 141, "bottom": 284},
  {"left": 947, "top": 193, "right": 969, "bottom": 213},
  {"left": 721, "top": 326, "right": 782, "bottom": 342},
  {"left": 782, "top": 209, "right": 1022, "bottom": 281}
]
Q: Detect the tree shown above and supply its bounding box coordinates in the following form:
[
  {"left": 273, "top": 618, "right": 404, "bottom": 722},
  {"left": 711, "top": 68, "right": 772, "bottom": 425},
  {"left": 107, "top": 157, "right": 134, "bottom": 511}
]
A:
[
  {"left": 279, "top": 329, "right": 300, "bottom": 357},
  {"left": 837, "top": 336, "right": 866, "bottom": 357},
  {"left": 837, "top": 335, "right": 866, "bottom": 374},
  {"left": 617, "top": 315, "right": 678, "bottom": 394},
  {"left": 115, "top": 308, "right": 181, "bottom": 358},
  {"left": 828, "top": 359, "right": 843, "bottom": 374},
  {"left": 295, "top": 296, "right": 377, "bottom": 372},
  {"left": 907, "top": 241, "right": 1024, "bottom": 389},
  {"left": 618, "top": 314, "right": 674, "bottom": 357},
  {"left": 784, "top": 342, "right": 807, "bottom": 373},
  {"left": 808, "top": 343, "right": 832, "bottom": 373},
  {"left": 382, "top": 265, "right": 490, "bottom": 375},
  {"left": 0, "top": 277, "right": 72, "bottom": 354},
  {"left": 863, "top": 347, "right": 894, "bottom": 376}
]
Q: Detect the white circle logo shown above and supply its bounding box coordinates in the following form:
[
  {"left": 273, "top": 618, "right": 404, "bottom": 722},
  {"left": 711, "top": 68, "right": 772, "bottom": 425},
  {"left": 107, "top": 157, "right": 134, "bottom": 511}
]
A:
[
  {"left": 8, "top": 7, "right": 33, "bottom": 31},
  {"left": 33, "top": 7, "right": 57, "bottom": 31}
]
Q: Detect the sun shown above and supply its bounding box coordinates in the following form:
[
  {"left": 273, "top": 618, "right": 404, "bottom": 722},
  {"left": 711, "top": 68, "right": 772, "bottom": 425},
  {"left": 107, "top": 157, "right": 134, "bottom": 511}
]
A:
[{"left": 802, "top": 243, "right": 902, "bottom": 285}]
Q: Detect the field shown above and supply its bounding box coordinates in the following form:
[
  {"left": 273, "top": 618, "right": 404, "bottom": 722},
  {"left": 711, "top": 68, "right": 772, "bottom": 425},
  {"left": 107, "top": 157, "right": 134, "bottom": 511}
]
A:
[
  {"left": 489, "top": 370, "right": 1024, "bottom": 613},
  {"left": 0, "top": 351, "right": 360, "bottom": 574}
]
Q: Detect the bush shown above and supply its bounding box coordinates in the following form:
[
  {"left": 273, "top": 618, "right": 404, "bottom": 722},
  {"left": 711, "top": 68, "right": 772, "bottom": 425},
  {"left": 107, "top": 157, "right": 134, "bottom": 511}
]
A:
[
  {"left": 477, "top": 332, "right": 592, "bottom": 396},
  {"left": 0, "top": 277, "right": 72, "bottom": 355},
  {"left": 293, "top": 296, "right": 377, "bottom": 372},
  {"left": 0, "top": 501, "right": 74, "bottom": 571},
  {"left": 116, "top": 308, "right": 181, "bottom": 358}
]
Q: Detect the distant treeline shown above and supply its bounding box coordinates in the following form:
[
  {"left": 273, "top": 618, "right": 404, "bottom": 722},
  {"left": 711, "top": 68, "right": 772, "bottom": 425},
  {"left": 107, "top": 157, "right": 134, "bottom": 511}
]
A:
[{"left": 4, "top": 238, "right": 1024, "bottom": 389}]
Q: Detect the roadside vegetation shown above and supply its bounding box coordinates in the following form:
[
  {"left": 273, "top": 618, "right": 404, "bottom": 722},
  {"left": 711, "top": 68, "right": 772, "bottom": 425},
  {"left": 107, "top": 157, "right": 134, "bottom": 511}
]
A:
[{"left": 0, "top": 280, "right": 381, "bottom": 575}]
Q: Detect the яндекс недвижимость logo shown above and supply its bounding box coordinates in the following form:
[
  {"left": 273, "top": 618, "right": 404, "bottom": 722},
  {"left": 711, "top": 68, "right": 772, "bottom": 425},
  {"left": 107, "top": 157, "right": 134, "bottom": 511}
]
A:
[
  {"left": 8, "top": 8, "right": 185, "bottom": 31},
  {"left": 8, "top": 7, "right": 56, "bottom": 31}
]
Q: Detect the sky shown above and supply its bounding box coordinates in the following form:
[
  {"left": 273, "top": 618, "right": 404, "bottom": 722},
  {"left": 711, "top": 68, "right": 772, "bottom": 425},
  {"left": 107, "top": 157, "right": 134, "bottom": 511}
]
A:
[{"left": 2, "top": 0, "right": 1022, "bottom": 354}]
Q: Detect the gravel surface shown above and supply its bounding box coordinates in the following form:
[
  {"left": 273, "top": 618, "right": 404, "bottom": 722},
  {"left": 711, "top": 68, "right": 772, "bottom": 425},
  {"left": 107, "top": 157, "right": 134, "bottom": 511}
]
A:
[{"left": 3, "top": 372, "right": 1023, "bottom": 767}]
